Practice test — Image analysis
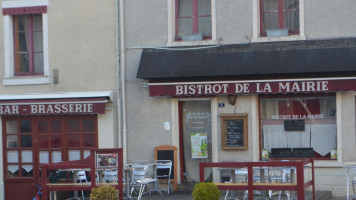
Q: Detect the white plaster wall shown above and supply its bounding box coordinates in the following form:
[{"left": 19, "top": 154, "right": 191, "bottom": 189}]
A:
[
  {"left": 216, "top": 0, "right": 253, "bottom": 44},
  {"left": 216, "top": 95, "right": 255, "bottom": 161},
  {"left": 305, "top": 0, "right": 356, "bottom": 40},
  {"left": 98, "top": 108, "right": 116, "bottom": 148},
  {"left": 0, "top": 0, "right": 118, "bottom": 93}
]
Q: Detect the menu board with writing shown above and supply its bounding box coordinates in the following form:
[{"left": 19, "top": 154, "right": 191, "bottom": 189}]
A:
[{"left": 221, "top": 115, "right": 248, "bottom": 150}]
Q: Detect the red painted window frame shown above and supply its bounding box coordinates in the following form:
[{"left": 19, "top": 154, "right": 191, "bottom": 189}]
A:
[
  {"left": 2, "top": 115, "right": 98, "bottom": 181},
  {"left": 175, "top": 0, "right": 212, "bottom": 41},
  {"left": 259, "top": 0, "right": 300, "bottom": 36},
  {"left": 258, "top": 93, "right": 336, "bottom": 160},
  {"left": 13, "top": 14, "right": 44, "bottom": 76}
]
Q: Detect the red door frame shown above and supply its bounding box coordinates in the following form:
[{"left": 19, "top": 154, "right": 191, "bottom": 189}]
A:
[{"left": 2, "top": 115, "right": 98, "bottom": 199}]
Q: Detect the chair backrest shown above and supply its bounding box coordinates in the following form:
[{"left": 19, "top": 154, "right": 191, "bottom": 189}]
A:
[
  {"left": 104, "top": 170, "right": 118, "bottom": 182},
  {"left": 76, "top": 170, "right": 88, "bottom": 183},
  {"left": 156, "top": 160, "right": 172, "bottom": 179},
  {"left": 132, "top": 165, "right": 148, "bottom": 182}
]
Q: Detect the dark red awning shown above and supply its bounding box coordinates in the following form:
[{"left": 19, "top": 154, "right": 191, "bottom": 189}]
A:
[
  {"left": 3, "top": 6, "right": 47, "bottom": 15},
  {"left": 148, "top": 77, "right": 356, "bottom": 97}
]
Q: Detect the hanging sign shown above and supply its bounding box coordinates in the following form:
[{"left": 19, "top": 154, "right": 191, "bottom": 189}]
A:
[{"left": 191, "top": 133, "right": 208, "bottom": 159}]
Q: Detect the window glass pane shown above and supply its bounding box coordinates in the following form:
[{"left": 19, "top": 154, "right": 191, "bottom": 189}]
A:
[
  {"left": 83, "top": 119, "right": 95, "bottom": 132},
  {"left": 6, "top": 121, "right": 17, "bottom": 134},
  {"left": 34, "top": 53, "right": 44, "bottom": 74},
  {"left": 21, "top": 150, "right": 33, "bottom": 162},
  {"left": 284, "top": 11, "right": 299, "bottom": 31},
  {"left": 52, "top": 151, "right": 62, "bottom": 163},
  {"left": 178, "top": 18, "right": 193, "bottom": 36},
  {"left": 14, "top": 15, "right": 28, "bottom": 31},
  {"left": 67, "top": 119, "right": 80, "bottom": 132},
  {"left": 22, "top": 165, "right": 33, "bottom": 177},
  {"left": 68, "top": 134, "right": 80, "bottom": 147},
  {"left": 178, "top": 0, "right": 192, "bottom": 16},
  {"left": 7, "top": 136, "right": 18, "bottom": 148},
  {"left": 84, "top": 150, "right": 91, "bottom": 159},
  {"left": 15, "top": 53, "right": 29, "bottom": 73},
  {"left": 7, "top": 151, "right": 19, "bottom": 163},
  {"left": 20, "top": 120, "right": 31, "bottom": 133},
  {"left": 198, "top": 0, "right": 211, "bottom": 16},
  {"left": 284, "top": 0, "right": 298, "bottom": 10},
  {"left": 263, "top": 0, "right": 278, "bottom": 11},
  {"left": 83, "top": 134, "right": 95, "bottom": 147},
  {"left": 16, "top": 32, "right": 29, "bottom": 52},
  {"left": 8, "top": 165, "right": 19, "bottom": 177},
  {"left": 39, "top": 151, "right": 49, "bottom": 164},
  {"left": 51, "top": 120, "right": 61, "bottom": 133},
  {"left": 198, "top": 16, "right": 211, "bottom": 36},
  {"left": 263, "top": 13, "right": 279, "bottom": 30},
  {"left": 21, "top": 135, "right": 32, "bottom": 147},
  {"left": 260, "top": 96, "right": 336, "bottom": 159},
  {"left": 68, "top": 150, "right": 80, "bottom": 161},
  {"left": 33, "top": 32, "right": 43, "bottom": 52},
  {"left": 32, "top": 15, "right": 42, "bottom": 31},
  {"left": 38, "top": 120, "right": 48, "bottom": 133},
  {"left": 38, "top": 135, "right": 49, "bottom": 148},
  {"left": 51, "top": 135, "right": 61, "bottom": 148}
]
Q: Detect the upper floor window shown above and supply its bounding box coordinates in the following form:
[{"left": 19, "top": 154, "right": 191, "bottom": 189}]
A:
[
  {"left": 14, "top": 14, "right": 44, "bottom": 76},
  {"left": 175, "top": 0, "right": 212, "bottom": 41},
  {"left": 260, "top": 0, "right": 299, "bottom": 36},
  {"left": 2, "top": 0, "right": 50, "bottom": 85}
]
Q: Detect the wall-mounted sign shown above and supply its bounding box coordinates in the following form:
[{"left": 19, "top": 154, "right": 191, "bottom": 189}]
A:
[
  {"left": 0, "top": 99, "right": 107, "bottom": 116},
  {"left": 221, "top": 114, "right": 248, "bottom": 150},
  {"left": 149, "top": 78, "right": 356, "bottom": 97}
]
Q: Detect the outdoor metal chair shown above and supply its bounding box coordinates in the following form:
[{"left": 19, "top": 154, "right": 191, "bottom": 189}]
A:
[
  {"left": 155, "top": 160, "right": 172, "bottom": 195},
  {"left": 130, "top": 164, "right": 163, "bottom": 200},
  {"left": 103, "top": 170, "right": 118, "bottom": 183},
  {"left": 76, "top": 170, "right": 88, "bottom": 198}
]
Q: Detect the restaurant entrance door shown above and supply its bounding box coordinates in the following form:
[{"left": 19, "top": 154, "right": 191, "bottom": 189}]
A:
[
  {"left": 3, "top": 115, "right": 98, "bottom": 199},
  {"left": 179, "top": 100, "right": 212, "bottom": 183}
]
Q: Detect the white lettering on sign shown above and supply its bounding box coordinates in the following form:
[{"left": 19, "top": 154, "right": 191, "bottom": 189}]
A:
[
  {"left": 235, "top": 83, "right": 250, "bottom": 93},
  {"left": 176, "top": 84, "right": 229, "bottom": 95},
  {"left": 271, "top": 114, "right": 324, "bottom": 119},
  {"left": 0, "top": 105, "right": 19, "bottom": 114},
  {"left": 0, "top": 103, "right": 96, "bottom": 115},
  {"left": 278, "top": 81, "right": 328, "bottom": 93},
  {"left": 174, "top": 81, "right": 330, "bottom": 96}
]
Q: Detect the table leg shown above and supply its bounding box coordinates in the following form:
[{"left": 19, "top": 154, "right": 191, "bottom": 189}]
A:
[
  {"left": 125, "top": 170, "right": 131, "bottom": 199},
  {"left": 230, "top": 170, "right": 237, "bottom": 198}
]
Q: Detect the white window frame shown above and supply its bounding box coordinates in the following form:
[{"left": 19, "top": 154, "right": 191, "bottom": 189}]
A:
[
  {"left": 2, "top": 0, "right": 50, "bottom": 85},
  {"left": 252, "top": 0, "right": 306, "bottom": 43},
  {"left": 166, "top": 0, "right": 217, "bottom": 47}
]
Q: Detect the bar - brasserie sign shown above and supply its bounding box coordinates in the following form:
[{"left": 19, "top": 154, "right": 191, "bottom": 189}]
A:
[
  {"left": 149, "top": 78, "right": 356, "bottom": 97},
  {"left": 0, "top": 103, "right": 105, "bottom": 115}
]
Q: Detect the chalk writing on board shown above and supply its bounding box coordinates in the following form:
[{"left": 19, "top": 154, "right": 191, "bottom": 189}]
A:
[{"left": 226, "top": 120, "right": 243, "bottom": 147}]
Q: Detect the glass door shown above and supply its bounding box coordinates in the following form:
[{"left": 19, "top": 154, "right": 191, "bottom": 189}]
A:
[{"left": 180, "top": 100, "right": 212, "bottom": 182}]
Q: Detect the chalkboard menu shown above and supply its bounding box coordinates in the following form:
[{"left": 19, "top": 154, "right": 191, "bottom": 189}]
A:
[
  {"left": 226, "top": 120, "right": 243, "bottom": 147},
  {"left": 221, "top": 115, "right": 248, "bottom": 150}
]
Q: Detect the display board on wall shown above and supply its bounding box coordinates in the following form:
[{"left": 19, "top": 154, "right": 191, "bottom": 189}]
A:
[{"left": 221, "top": 114, "right": 248, "bottom": 150}]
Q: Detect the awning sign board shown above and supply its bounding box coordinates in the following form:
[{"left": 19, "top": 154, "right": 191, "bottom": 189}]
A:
[{"left": 149, "top": 78, "right": 356, "bottom": 97}]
